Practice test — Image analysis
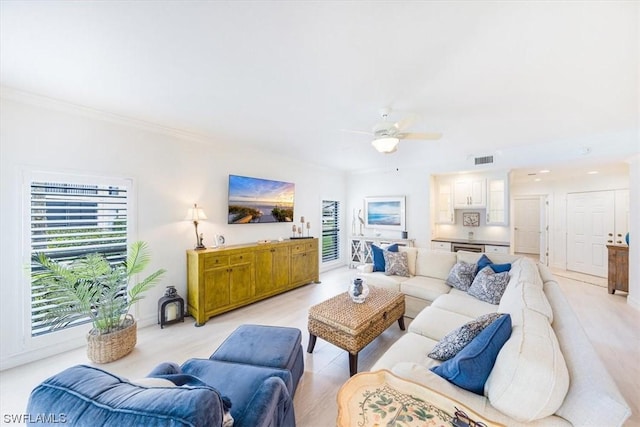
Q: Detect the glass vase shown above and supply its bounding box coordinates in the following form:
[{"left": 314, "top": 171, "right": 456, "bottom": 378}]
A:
[{"left": 348, "top": 277, "right": 369, "bottom": 303}]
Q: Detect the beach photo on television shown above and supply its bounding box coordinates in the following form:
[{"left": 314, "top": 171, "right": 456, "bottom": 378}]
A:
[
  {"left": 367, "top": 201, "right": 402, "bottom": 226},
  {"left": 228, "top": 175, "right": 295, "bottom": 224}
]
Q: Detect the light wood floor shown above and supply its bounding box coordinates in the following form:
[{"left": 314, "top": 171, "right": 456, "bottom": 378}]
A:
[{"left": 1, "top": 266, "right": 638, "bottom": 426}]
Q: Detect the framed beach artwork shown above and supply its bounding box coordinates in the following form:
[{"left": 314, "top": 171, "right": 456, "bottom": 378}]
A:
[{"left": 364, "top": 196, "right": 406, "bottom": 231}]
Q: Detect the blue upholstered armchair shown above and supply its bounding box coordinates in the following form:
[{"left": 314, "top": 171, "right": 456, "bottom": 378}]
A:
[{"left": 27, "top": 361, "right": 295, "bottom": 427}]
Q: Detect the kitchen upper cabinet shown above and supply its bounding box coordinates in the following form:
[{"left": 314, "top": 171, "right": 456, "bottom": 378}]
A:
[
  {"left": 486, "top": 175, "right": 509, "bottom": 225},
  {"left": 454, "top": 177, "right": 486, "bottom": 208},
  {"left": 435, "top": 179, "right": 454, "bottom": 224}
]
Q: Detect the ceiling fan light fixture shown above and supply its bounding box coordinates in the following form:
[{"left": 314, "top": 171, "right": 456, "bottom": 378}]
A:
[{"left": 372, "top": 137, "right": 399, "bottom": 153}]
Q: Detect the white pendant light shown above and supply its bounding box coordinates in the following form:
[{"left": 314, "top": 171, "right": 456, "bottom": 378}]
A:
[{"left": 371, "top": 137, "right": 400, "bottom": 153}]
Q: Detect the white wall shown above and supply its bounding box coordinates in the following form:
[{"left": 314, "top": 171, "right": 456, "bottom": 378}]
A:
[
  {"left": 511, "top": 169, "right": 630, "bottom": 270},
  {"left": 346, "top": 167, "right": 433, "bottom": 248},
  {"left": 0, "top": 93, "right": 346, "bottom": 369},
  {"left": 627, "top": 155, "right": 639, "bottom": 310}
]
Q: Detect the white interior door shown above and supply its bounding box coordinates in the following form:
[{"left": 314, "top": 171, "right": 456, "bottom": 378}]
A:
[
  {"left": 514, "top": 197, "right": 541, "bottom": 254},
  {"left": 566, "top": 191, "right": 615, "bottom": 277}
]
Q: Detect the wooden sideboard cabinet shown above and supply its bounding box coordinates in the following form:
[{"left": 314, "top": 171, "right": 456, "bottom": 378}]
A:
[
  {"left": 187, "top": 238, "right": 319, "bottom": 325},
  {"left": 606, "top": 244, "right": 629, "bottom": 294},
  {"left": 291, "top": 240, "right": 319, "bottom": 286}
]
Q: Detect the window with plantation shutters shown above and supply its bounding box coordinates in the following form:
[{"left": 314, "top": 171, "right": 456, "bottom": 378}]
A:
[
  {"left": 30, "top": 176, "right": 131, "bottom": 337},
  {"left": 321, "top": 200, "right": 340, "bottom": 262}
]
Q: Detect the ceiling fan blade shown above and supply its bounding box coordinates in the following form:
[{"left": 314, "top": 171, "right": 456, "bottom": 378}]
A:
[
  {"left": 395, "top": 114, "right": 418, "bottom": 131},
  {"left": 398, "top": 132, "right": 443, "bottom": 140}
]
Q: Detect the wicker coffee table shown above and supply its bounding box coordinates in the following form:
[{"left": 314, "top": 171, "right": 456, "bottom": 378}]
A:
[{"left": 307, "top": 286, "right": 405, "bottom": 376}]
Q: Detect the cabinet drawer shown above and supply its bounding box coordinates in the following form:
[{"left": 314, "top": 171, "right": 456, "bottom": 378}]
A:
[
  {"left": 230, "top": 253, "right": 252, "bottom": 265},
  {"left": 485, "top": 245, "right": 509, "bottom": 254},
  {"left": 204, "top": 254, "right": 229, "bottom": 269},
  {"left": 431, "top": 241, "right": 452, "bottom": 252},
  {"left": 291, "top": 241, "right": 315, "bottom": 253}
]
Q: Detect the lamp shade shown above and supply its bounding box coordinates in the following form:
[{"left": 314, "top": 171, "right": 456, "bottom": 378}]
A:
[
  {"left": 372, "top": 137, "right": 400, "bottom": 153},
  {"left": 185, "top": 204, "right": 207, "bottom": 221}
]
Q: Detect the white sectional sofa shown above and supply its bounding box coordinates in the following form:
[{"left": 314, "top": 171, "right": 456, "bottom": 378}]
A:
[{"left": 359, "top": 248, "right": 631, "bottom": 426}]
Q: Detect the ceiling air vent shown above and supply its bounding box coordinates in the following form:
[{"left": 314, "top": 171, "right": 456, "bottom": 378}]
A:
[{"left": 474, "top": 155, "right": 494, "bottom": 165}]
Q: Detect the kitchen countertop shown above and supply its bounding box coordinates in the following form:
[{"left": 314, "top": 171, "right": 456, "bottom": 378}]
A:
[{"left": 431, "top": 237, "right": 510, "bottom": 247}]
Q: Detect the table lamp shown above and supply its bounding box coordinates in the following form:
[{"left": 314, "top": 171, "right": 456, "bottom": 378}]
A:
[{"left": 185, "top": 203, "right": 207, "bottom": 249}]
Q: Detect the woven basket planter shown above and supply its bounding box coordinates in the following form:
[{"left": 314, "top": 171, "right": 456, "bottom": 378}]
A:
[{"left": 86, "top": 315, "right": 137, "bottom": 364}]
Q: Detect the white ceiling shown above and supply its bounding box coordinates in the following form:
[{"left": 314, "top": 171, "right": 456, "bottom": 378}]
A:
[{"left": 1, "top": 1, "right": 638, "bottom": 174}]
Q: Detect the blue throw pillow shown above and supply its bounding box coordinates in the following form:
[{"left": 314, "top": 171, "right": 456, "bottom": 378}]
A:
[
  {"left": 490, "top": 262, "right": 511, "bottom": 273},
  {"left": 430, "top": 314, "right": 512, "bottom": 395},
  {"left": 477, "top": 254, "right": 492, "bottom": 271},
  {"left": 477, "top": 254, "right": 511, "bottom": 273},
  {"left": 371, "top": 243, "right": 398, "bottom": 272}
]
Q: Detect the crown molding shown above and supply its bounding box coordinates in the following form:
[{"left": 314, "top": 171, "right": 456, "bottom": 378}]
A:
[{"left": 0, "top": 85, "right": 213, "bottom": 144}]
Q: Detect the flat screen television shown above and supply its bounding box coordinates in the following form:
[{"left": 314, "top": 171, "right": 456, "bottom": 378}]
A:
[{"left": 227, "top": 175, "right": 295, "bottom": 224}]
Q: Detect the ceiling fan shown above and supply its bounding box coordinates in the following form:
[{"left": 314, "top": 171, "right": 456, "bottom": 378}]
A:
[{"left": 345, "top": 108, "right": 442, "bottom": 153}]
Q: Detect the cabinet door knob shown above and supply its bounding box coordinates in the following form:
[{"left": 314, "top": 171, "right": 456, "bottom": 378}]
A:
[
  {"left": 607, "top": 240, "right": 613, "bottom": 243},
  {"left": 608, "top": 233, "right": 613, "bottom": 236}
]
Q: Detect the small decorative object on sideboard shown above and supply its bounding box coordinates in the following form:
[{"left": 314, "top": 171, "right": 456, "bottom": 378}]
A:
[
  {"left": 348, "top": 277, "right": 370, "bottom": 303},
  {"left": 158, "top": 285, "right": 185, "bottom": 329},
  {"left": 291, "top": 216, "right": 313, "bottom": 239}
]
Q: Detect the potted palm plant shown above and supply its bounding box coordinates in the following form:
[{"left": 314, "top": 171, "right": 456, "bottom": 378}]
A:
[{"left": 31, "top": 241, "right": 167, "bottom": 363}]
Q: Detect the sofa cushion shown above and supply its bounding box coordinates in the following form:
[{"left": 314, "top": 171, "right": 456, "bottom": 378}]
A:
[
  {"left": 409, "top": 306, "right": 474, "bottom": 341},
  {"left": 400, "top": 276, "right": 451, "bottom": 305},
  {"left": 372, "top": 243, "right": 398, "bottom": 272},
  {"left": 445, "top": 261, "right": 477, "bottom": 291},
  {"left": 468, "top": 267, "right": 510, "bottom": 304},
  {"left": 371, "top": 333, "right": 440, "bottom": 372},
  {"left": 508, "top": 258, "right": 543, "bottom": 288},
  {"left": 415, "top": 249, "right": 457, "bottom": 280},
  {"left": 383, "top": 250, "right": 410, "bottom": 276},
  {"left": 498, "top": 280, "right": 553, "bottom": 325},
  {"left": 486, "top": 309, "right": 569, "bottom": 422},
  {"left": 362, "top": 273, "right": 405, "bottom": 292},
  {"left": 428, "top": 313, "right": 502, "bottom": 361},
  {"left": 431, "top": 292, "right": 498, "bottom": 318},
  {"left": 430, "top": 314, "right": 512, "bottom": 395},
  {"left": 398, "top": 246, "right": 418, "bottom": 276}
]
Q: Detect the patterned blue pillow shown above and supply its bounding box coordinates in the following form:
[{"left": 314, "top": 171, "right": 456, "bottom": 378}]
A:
[
  {"left": 468, "top": 266, "right": 510, "bottom": 304},
  {"left": 383, "top": 251, "right": 410, "bottom": 277},
  {"left": 445, "top": 261, "right": 478, "bottom": 291},
  {"left": 428, "top": 313, "right": 502, "bottom": 361}
]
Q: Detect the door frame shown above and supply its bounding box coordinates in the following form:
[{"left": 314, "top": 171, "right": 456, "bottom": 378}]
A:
[{"left": 511, "top": 194, "right": 549, "bottom": 265}]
